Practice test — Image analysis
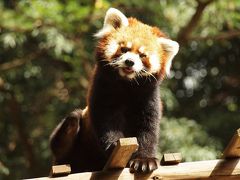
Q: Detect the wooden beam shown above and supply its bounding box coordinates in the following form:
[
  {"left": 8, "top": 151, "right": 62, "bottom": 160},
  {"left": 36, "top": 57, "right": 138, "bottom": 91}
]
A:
[
  {"left": 161, "top": 153, "right": 182, "bottom": 165},
  {"left": 223, "top": 128, "right": 240, "bottom": 158},
  {"left": 103, "top": 137, "right": 139, "bottom": 170},
  {"left": 50, "top": 164, "right": 71, "bottom": 177},
  {"left": 28, "top": 158, "right": 240, "bottom": 180}
]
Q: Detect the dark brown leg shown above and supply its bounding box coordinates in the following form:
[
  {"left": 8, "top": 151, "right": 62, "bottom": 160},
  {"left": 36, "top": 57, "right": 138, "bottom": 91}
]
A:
[{"left": 49, "top": 109, "right": 82, "bottom": 162}]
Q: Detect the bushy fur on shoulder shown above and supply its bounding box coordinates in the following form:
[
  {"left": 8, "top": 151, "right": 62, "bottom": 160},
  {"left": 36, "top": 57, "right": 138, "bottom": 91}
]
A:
[{"left": 50, "top": 8, "right": 179, "bottom": 173}]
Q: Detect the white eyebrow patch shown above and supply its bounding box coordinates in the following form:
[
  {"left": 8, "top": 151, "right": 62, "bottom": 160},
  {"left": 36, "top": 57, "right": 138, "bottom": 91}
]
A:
[
  {"left": 139, "top": 46, "right": 145, "bottom": 53},
  {"left": 105, "top": 40, "right": 119, "bottom": 58},
  {"left": 126, "top": 42, "right": 132, "bottom": 48}
]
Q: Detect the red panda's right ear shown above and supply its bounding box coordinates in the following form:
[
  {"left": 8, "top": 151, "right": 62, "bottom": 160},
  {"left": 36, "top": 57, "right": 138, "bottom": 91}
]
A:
[
  {"left": 94, "top": 8, "right": 129, "bottom": 38},
  {"left": 157, "top": 38, "right": 179, "bottom": 76}
]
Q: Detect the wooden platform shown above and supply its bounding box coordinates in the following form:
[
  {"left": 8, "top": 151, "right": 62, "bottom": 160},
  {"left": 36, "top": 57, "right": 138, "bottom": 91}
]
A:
[
  {"left": 27, "top": 128, "right": 240, "bottom": 180},
  {"left": 31, "top": 158, "right": 240, "bottom": 180}
]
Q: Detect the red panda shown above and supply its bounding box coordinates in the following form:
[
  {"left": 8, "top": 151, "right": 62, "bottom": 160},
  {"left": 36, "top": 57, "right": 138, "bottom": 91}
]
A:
[{"left": 50, "top": 8, "right": 179, "bottom": 173}]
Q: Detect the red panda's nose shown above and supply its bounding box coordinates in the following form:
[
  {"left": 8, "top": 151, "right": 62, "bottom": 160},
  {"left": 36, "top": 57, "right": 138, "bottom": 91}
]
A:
[{"left": 125, "top": 59, "right": 134, "bottom": 67}]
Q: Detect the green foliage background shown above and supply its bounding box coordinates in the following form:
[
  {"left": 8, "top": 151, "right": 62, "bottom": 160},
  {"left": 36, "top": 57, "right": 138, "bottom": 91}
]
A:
[{"left": 0, "top": 0, "right": 239, "bottom": 179}]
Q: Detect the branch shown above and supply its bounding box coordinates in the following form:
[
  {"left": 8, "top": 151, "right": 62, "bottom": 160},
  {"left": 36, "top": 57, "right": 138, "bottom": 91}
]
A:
[
  {"left": 0, "top": 52, "right": 40, "bottom": 71},
  {"left": 189, "top": 30, "right": 240, "bottom": 41},
  {"left": 177, "top": 0, "right": 215, "bottom": 45},
  {"left": 0, "top": 51, "right": 72, "bottom": 72}
]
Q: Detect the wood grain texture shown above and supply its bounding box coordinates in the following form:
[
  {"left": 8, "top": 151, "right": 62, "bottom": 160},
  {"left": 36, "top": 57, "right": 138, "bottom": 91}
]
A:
[
  {"left": 28, "top": 129, "right": 240, "bottom": 179},
  {"left": 103, "top": 137, "right": 139, "bottom": 170},
  {"left": 28, "top": 158, "right": 240, "bottom": 180},
  {"left": 223, "top": 129, "right": 240, "bottom": 158}
]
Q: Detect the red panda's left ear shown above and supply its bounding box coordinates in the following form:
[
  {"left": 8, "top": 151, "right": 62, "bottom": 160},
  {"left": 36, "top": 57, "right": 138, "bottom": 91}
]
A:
[
  {"left": 158, "top": 38, "right": 179, "bottom": 76},
  {"left": 94, "top": 8, "right": 129, "bottom": 38}
]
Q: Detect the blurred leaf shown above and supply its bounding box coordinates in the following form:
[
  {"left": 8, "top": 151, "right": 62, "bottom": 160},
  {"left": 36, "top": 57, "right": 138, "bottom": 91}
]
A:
[{"left": 159, "top": 117, "right": 222, "bottom": 161}]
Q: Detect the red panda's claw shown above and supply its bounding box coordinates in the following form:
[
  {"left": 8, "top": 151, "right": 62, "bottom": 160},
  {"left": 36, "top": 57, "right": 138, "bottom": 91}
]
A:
[{"left": 129, "top": 158, "right": 158, "bottom": 173}]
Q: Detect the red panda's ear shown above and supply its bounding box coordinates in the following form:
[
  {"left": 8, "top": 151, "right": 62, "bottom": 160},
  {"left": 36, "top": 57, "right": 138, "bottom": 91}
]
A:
[
  {"left": 157, "top": 38, "right": 179, "bottom": 76},
  {"left": 94, "top": 8, "right": 129, "bottom": 38}
]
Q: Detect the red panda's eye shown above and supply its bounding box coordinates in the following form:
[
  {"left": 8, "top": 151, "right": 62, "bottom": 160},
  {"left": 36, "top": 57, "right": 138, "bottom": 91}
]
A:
[
  {"left": 140, "top": 53, "right": 147, "bottom": 58},
  {"left": 121, "top": 47, "right": 131, "bottom": 53}
]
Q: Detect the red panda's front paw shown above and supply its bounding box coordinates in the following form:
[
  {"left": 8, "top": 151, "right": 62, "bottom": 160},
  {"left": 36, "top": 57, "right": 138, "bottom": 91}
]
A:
[{"left": 128, "top": 158, "right": 159, "bottom": 173}]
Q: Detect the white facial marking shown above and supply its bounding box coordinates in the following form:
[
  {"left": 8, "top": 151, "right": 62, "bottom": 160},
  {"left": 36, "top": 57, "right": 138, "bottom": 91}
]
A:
[
  {"left": 127, "top": 42, "right": 132, "bottom": 48},
  {"left": 127, "top": 73, "right": 136, "bottom": 79},
  {"left": 149, "top": 54, "right": 160, "bottom": 73},
  {"left": 119, "top": 69, "right": 135, "bottom": 79},
  {"left": 139, "top": 46, "right": 145, "bottom": 53},
  {"left": 119, "top": 69, "right": 126, "bottom": 77},
  {"left": 113, "top": 52, "right": 144, "bottom": 79},
  {"left": 121, "top": 52, "right": 143, "bottom": 72},
  {"left": 105, "top": 40, "right": 119, "bottom": 58}
]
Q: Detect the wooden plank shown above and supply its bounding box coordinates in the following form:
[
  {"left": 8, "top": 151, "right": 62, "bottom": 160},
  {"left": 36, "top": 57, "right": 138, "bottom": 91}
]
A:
[
  {"left": 103, "top": 137, "right": 139, "bottom": 170},
  {"left": 223, "top": 128, "right": 240, "bottom": 158},
  {"left": 50, "top": 164, "right": 71, "bottom": 177},
  {"left": 161, "top": 153, "right": 182, "bottom": 165},
  {"left": 28, "top": 158, "right": 240, "bottom": 180}
]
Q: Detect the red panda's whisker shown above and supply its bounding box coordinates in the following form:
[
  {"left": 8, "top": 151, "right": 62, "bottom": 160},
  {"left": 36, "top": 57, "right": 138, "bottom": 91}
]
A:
[
  {"left": 142, "top": 69, "right": 157, "bottom": 82},
  {"left": 136, "top": 71, "right": 143, "bottom": 78},
  {"left": 108, "top": 62, "right": 119, "bottom": 67},
  {"left": 133, "top": 77, "right": 139, "bottom": 85},
  {"left": 102, "top": 58, "right": 120, "bottom": 67}
]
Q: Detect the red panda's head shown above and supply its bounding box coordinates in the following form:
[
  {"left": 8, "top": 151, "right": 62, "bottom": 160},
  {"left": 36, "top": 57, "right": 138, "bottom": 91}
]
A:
[{"left": 95, "top": 8, "right": 179, "bottom": 80}]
